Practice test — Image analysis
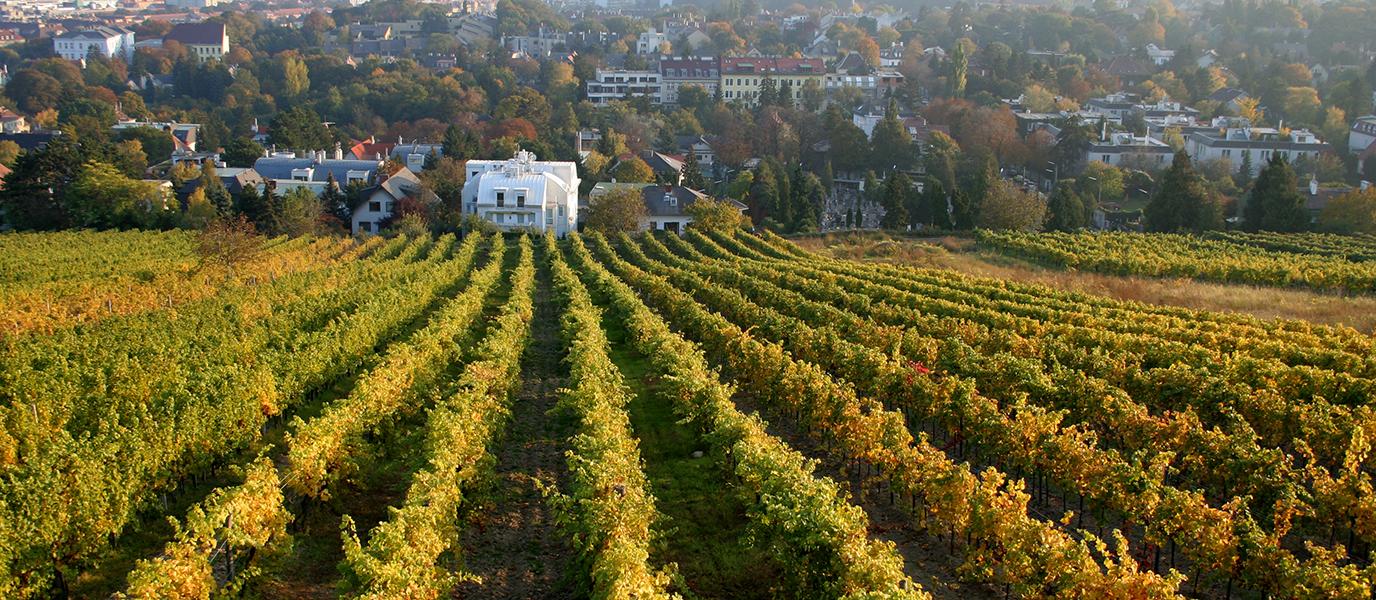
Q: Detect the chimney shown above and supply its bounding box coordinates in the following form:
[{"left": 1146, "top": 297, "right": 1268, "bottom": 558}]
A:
[{"left": 334, "top": 143, "right": 343, "bottom": 160}]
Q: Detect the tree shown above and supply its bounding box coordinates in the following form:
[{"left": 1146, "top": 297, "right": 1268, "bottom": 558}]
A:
[
  {"left": 5, "top": 70, "right": 61, "bottom": 114},
  {"left": 182, "top": 187, "right": 218, "bottom": 229},
  {"left": 195, "top": 215, "right": 261, "bottom": 274},
  {"left": 268, "top": 107, "right": 332, "bottom": 151},
  {"left": 116, "top": 127, "right": 175, "bottom": 166},
  {"left": 0, "top": 140, "right": 19, "bottom": 167},
  {"left": 791, "top": 172, "right": 824, "bottom": 232},
  {"left": 585, "top": 187, "right": 646, "bottom": 233},
  {"left": 824, "top": 104, "right": 871, "bottom": 172},
  {"left": 1053, "top": 118, "right": 1093, "bottom": 173},
  {"left": 915, "top": 177, "right": 950, "bottom": 228},
  {"left": 1145, "top": 151, "right": 1223, "bottom": 232},
  {"left": 758, "top": 76, "right": 778, "bottom": 107},
  {"left": 222, "top": 138, "right": 265, "bottom": 168},
  {"left": 686, "top": 197, "right": 747, "bottom": 232},
  {"left": 1045, "top": 183, "right": 1086, "bottom": 231},
  {"left": 278, "top": 55, "right": 311, "bottom": 99},
  {"left": 748, "top": 162, "right": 780, "bottom": 226},
  {"left": 870, "top": 98, "right": 914, "bottom": 171},
  {"left": 612, "top": 156, "right": 655, "bottom": 183},
  {"left": 235, "top": 183, "right": 266, "bottom": 225},
  {"left": 442, "top": 126, "right": 480, "bottom": 161},
  {"left": 681, "top": 152, "right": 707, "bottom": 190},
  {"left": 949, "top": 40, "right": 968, "bottom": 98},
  {"left": 65, "top": 161, "right": 160, "bottom": 229},
  {"left": 977, "top": 180, "right": 1047, "bottom": 231},
  {"left": 320, "top": 173, "right": 351, "bottom": 225},
  {"left": 1244, "top": 154, "right": 1308, "bottom": 232},
  {"left": 880, "top": 171, "right": 912, "bottom": 229},
  {"left": 199, "top": 162, "right": 233, "bottom": 215},
  {"left": 1317, "top": 188, "right": 1376, "bottom": 234},
  {"left": 277, "top": 187, "right": 322, "bottom": 236}
]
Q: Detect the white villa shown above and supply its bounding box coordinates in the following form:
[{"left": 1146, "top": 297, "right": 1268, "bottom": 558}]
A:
[{"left": 462, "top": 150, "right": 579, "bottom": 237}]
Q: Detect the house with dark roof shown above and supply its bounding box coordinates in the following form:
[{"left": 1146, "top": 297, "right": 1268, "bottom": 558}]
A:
[
  {"left": 164, "top": 22, "right": 228, "bottom": 62},
  {"left": 0, "top": 131, "right": 60, "bottom": 152},
  {"left": 1207, "top": 88, "right": 1251, "bottom": 113},
  {"left": 588, "top": 182, "right": 746, "bottom": 233},
  {"left": 175, "top": 167, "right": 265, "bottom": 205},
  {"left": 253, "top": 150, "right": 386, "bottom": 195},
  {"left": 351, "top": 168, "right": 436, "bottom": 235}
]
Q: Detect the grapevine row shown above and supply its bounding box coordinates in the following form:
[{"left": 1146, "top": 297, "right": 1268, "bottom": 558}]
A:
[
  {"left": 340, "top": 235, "right": 537, "bottom": 599},
  {"left": 0, "top": 235, "right": 458, "bottom": 597},
  {"left": 285, "top": 234, "right": 506, "bottom": 499},
  {"left": 976, "top": 229, "right": 1376, "bottom": 293},
  {"left": 565, "top": 234, "right": 924, "bottom": 599},
  {"left": 547, "top": 233, "right": 673, "bottom": 599},
  {"left": 644, "top": 232, "right": 1376, "bottom": 596},
  {"left": 579, "top": 232, "right": 1183, "bottom": 598}
]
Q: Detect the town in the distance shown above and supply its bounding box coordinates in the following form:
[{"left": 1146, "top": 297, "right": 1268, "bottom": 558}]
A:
[{"left": 0, "top": 0, "right": 1373, "bottom": 237}]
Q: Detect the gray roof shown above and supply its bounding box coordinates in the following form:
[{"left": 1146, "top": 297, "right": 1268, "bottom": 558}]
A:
[{"left": 252, "top": 157, "right": 382, "bottom": 183}]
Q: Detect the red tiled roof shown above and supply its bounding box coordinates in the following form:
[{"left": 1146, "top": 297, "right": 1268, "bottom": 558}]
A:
[{"left": 720, "top": 56, "right": 824, "bottom": 75}]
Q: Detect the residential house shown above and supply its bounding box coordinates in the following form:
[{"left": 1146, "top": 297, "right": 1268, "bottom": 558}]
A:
[
  {"left": 1102, "top": 56, "right": 1155, "bottom": 86},
  {"left": 505, "top": 28, "right": 565, "bottom": 57},
  {"left": 1144, "top": 43, "right": 1174, "bottom": 66},
  {"left": 0, "top": 108, "right": 27, "bottom": 133},
  {"left": 53, "top": 25, "right": 134, "bottom": 61},
  {"left": 253, "top": 150, "right": 386, "bottom": 196},
  {"left": 576, "top": 128, "right": 603, "bottom": 158},
  {"left": 1086, "top": 131, "right": 1175, "bottom": 169},
  {"left": 351, "top": 168, "right": 435, "bottom": 235},
  {"left": 1085, "top": 92, "right": 1141, "bottom": 123},
  {"left": 1207, "top": 88, "right": 1251, "bottom": 113},
  {"left": 1184, "top": 126, "right": 1328, "bottom": 176},
  {"left": 636, "top": 28, "right": 668, "bottom": 54},
  {"left": 675, "top": 135, "right": 715, "bottom": 168},
  {"left": 391, "top": 141, "right": 443, "bottom": 172},
  {"left": 658, "top": 56, "right": 717, "bottom": 105},
  {"left": 347, "top": 136, "right": 395, "bottom": 161},
  {"left": 1348, "top": 115, "right": 1376, "bottom": 155},
  {"left": 720, "top": 56, "right": 825, "bottom": 107},
  {"left": 164, "top": 22, "right": 228, "bottom": 62},
  {"left": 587, "top": 69, "right": 662, "bottom": 105},
  {"left": 175, "top": 166, "right": 264, "bottom": 204},
  {"left": 636, "top": 150, "right": 685, "bottom": 184},
  {"left": 461, "top": 150, "right": 579, "bottom": 237},
  {"left": 589, "top": 182, "right": 745, "bottom": 233},
  {"left": 112, "top": 120, "right": 199, "bottom": 158},
  {"left": 0, "top": 131, "right": 59, "bottom": 152}
]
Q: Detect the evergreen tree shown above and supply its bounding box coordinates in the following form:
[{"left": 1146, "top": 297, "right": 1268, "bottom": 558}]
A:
[
  {"left": 792, "top": 172, "right": 824, "bottom": 232},
  {"left": 1245, "top": 154, "right": 1309, "bottom": 231},
  {"left": 956, "top": 149, "right": 997, "bottom": 218},
  {"left": 235, "top": 183, "right": 266, "bottom": 225},
  {"left": 871, "top": 98, "right": 915, "bottom": 171},
  {"left": 1146, "top": 151, "right": 1223, "bottom": 232},
  {"left": 758, "top": 77, "right": 778, "bottom": 107},
  {"left": 880, "top": 171, "right": 911, "bottom": 229},
  {"left": 1235, "top": 150, "right": 1254, "bottom": 188},
  {"left": 1046, "top": 183, "right": 1086, "bottom": 231},
  {"left": 747, "top": 161, "right": 780, "bottom": 226},
  {"left": 199, "top": 162, "right": 233, "bottom": 216},
  {"left": 821, "top": 161, "right": 834, "bottom": 192},
  {"left": 914, "top": 177, "right": 947, "bottom": 227},
  {"left": 950, "top": 42, "right": 968, "bottom": 98},
  {"left": 845, "top": 208, "right": 853, "bottom": 228},
  {"left": 260, "top": 184, "right": 285, "bottom": 234},
  {"left": 951, "top": 188, "right": 976, "bottom": 229},
  {"left": 443, "top": 125, "right": 479, "bottom": 161},
  {"left": 778, "top": 80, "right": 794, "bottom": 107},
  {"left": 681, "top": 152, "right": 708, "bottom": 190},
  {"left": 320, "top": 173, "right": 351, "bottom": 224}
]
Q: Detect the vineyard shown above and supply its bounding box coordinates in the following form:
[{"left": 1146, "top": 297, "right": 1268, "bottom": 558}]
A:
[
  {"left": 977, "top": 229, "right": 1376, "bottom": 293},
  {"left": 2, "top": 228, "right": 1375, "bottom": 599}
]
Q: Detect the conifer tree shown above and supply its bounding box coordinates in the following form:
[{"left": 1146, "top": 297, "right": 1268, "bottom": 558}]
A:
[
  {"left": 1244, "top": 154, "right": 1309, "bottom": 231},
  {"left": 1146, "top": 151, "right": 1223, "bottom": 232}
]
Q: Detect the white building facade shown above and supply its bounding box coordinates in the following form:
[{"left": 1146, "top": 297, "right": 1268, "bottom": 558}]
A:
[
  {"left": 462, "top": 150, "right": 579, "bottom": 237},
  {"left": 587, "top": 69, "right": 662, "bottom": 106},
  {"left": 1184, "top": 127, "right": 1328, "bottom": 176},
  {"left": 53, "top": 26, "right": 134, "bottom": 62}
]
